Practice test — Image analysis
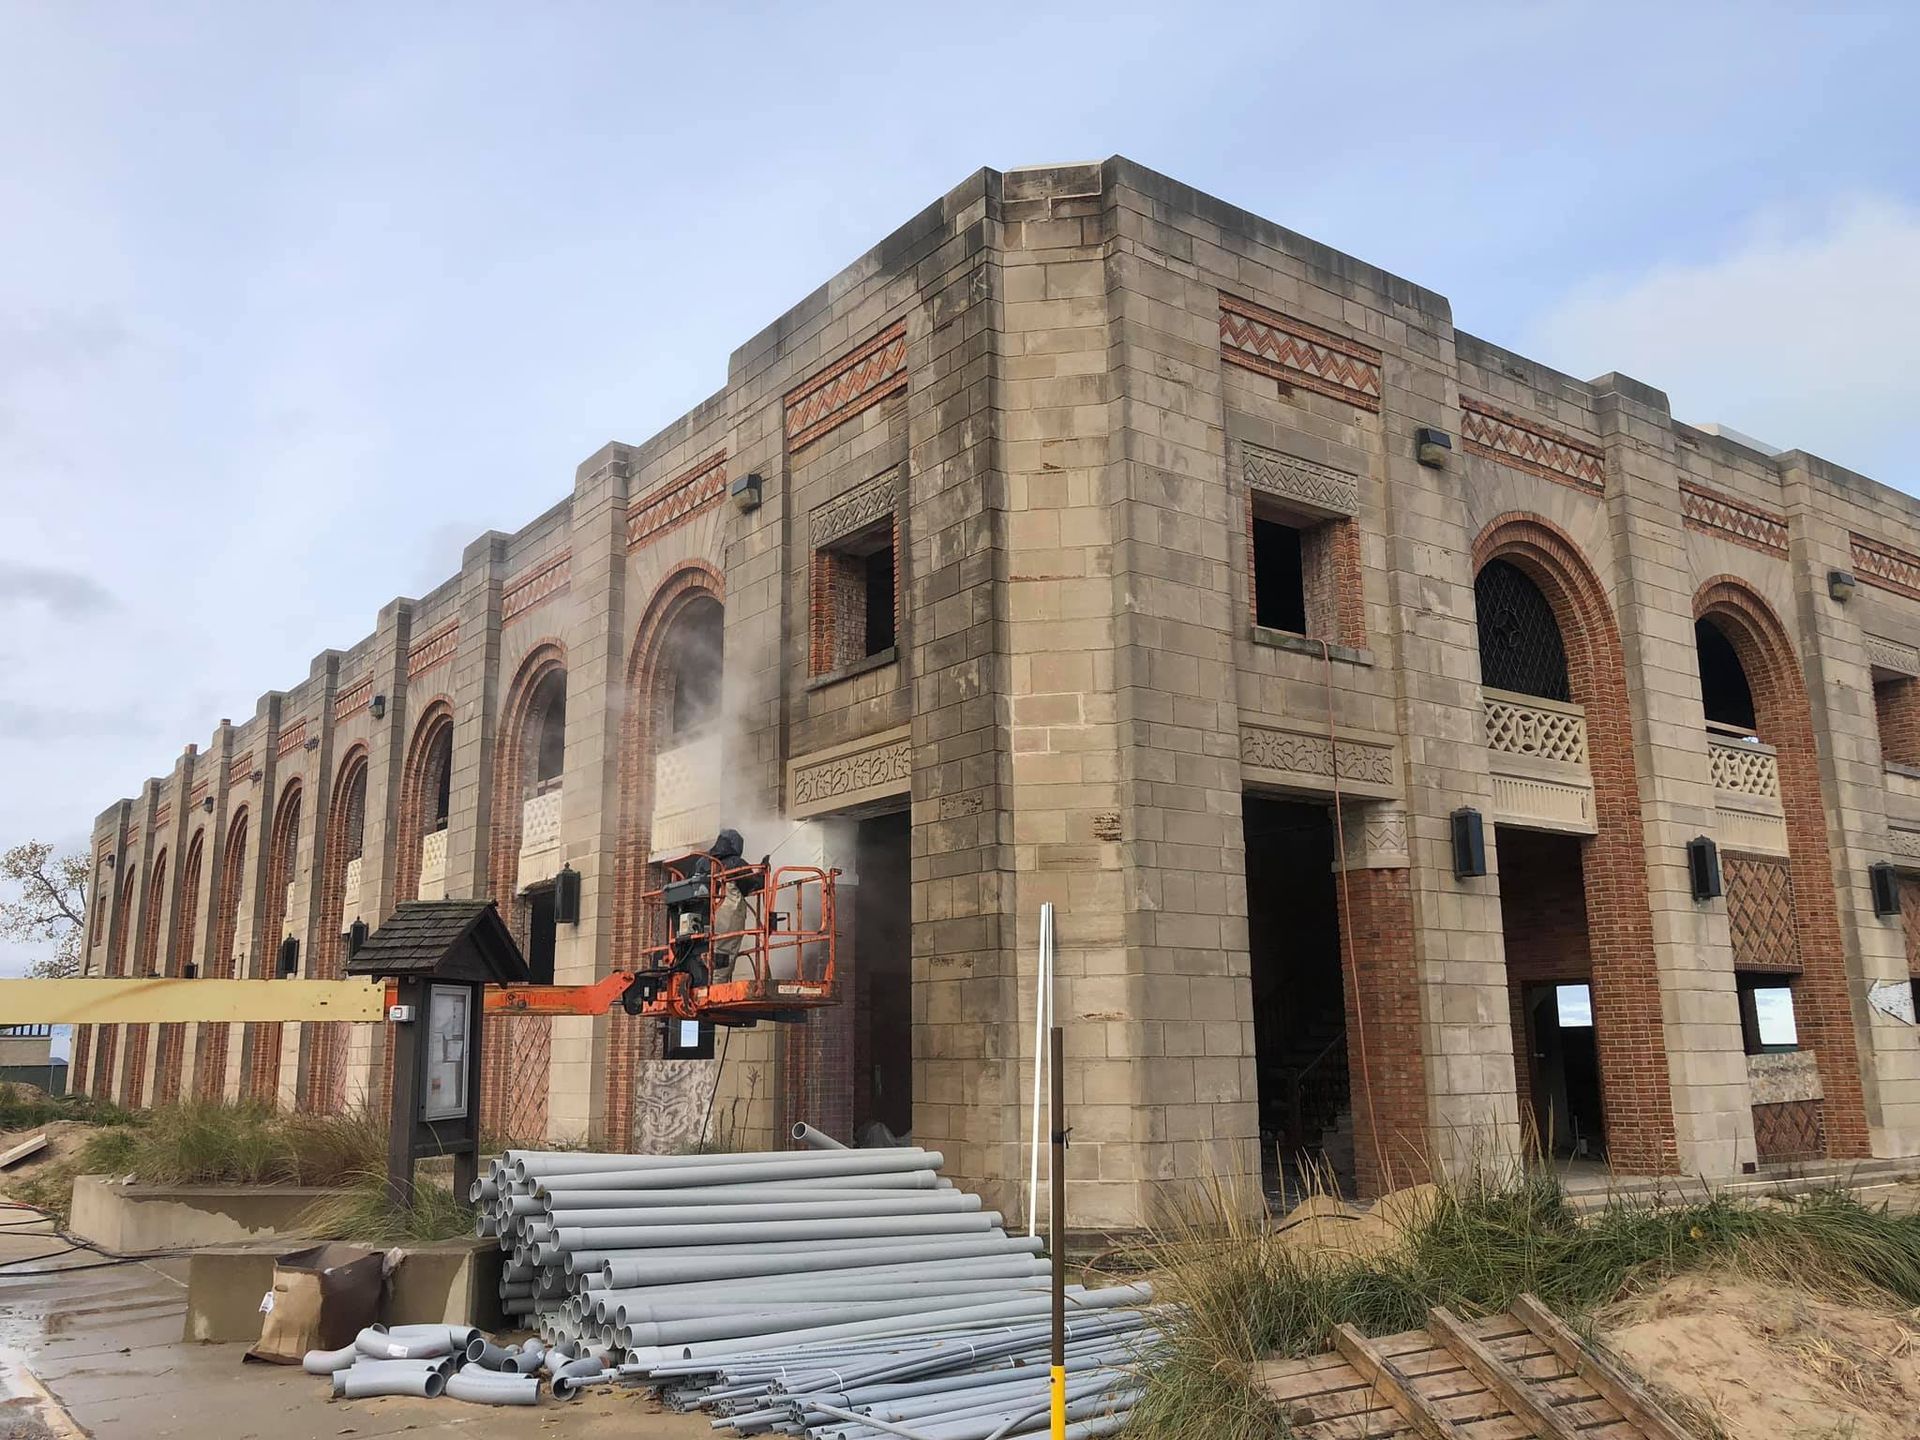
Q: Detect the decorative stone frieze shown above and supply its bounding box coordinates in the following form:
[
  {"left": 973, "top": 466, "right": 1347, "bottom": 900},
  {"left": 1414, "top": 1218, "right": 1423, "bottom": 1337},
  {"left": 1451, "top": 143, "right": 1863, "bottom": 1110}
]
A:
[
  {"left": 501, "top": 551, "right": 571, "bottom": 623},
  {"left": 406, "top": 620, "right": 459, "bottom": 678},
  {"left": 628, "top": 452, "right": 728, "bottom": 551},
  {"left": 1867, "top": 633, "right": 1920, "bottom": 678},
  {"left": 787, "top": 725, "right": 912, "bottom": 818},
  {"left": 1852, "top": 532, "right": 1920, "bottom": 601},
  {"left": 1334, "top": 801, "right": 1410, "bottom": 871},
  {"left": 1460, "top": 399, "right": 1606, "bottom": 495},
  {"left": 1239, "top": 722, "right": 1396, "bottom": 800},
  {"left": 785, "top": 323, "right": 909, "bottom": 449},
  {"left": 1219, "top": 295, "right": 1382, "bottom": 411},
  {"left": 1239, "top": 442, "right": 1359, "bottom": 517},
  {"left": 811, "top": 469, "right": 901, "bottom": 547},
  {"left": 1679, "top": 481, "right": 1788, "bottom": 557}
]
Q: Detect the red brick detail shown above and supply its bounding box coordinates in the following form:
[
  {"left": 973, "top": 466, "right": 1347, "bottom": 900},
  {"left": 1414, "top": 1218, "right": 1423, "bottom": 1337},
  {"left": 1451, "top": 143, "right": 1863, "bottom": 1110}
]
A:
[
  {"left": 501, "top": 552, "right": 572, "bottom": 625},
  {"left": 1753, "top": 1098, "right": 1825, "bottom": 1163},
  {"left": 334, "top": 676, "right": 374, "bottom": 721},
  {"left": 153, "top": 830, "right": 204, "bottom": 1106},
  {"left": 1902, "top": 877, "right": 1920, "bottom": 978},
  {"left": 92, "top": 1026, "right": 118, "bottom": 1101},
  {"left": 1697, "top": 576, "right": 1870, "bottom": 1158},
  {"left": 785, "top": 323, "right": 909, "bottom": 449},
  {"left": 244, "top": 781, "right": 303, "bottom": 1104},
  {"left": 1477, "top": 514, "right": 1678, "bottom": 1175},
  {"left": 407, "top": 619, "right": 460, "bottom": 678},
  {"left": 195, "top": 806, "right": 250, "bottom": 1098},
  {"left": 305, "top": 747, "right": 368, "bottom": 1114},
  {"left": 394, "top": 702, "right": 454, "bottom": 903},
  {"left": 608, "top": 562, "right": 726, "bottom": 1146},
  {"left": 69, "top": 1028, "right": 92, "bottom": 1104},
  {"left": 484, "top": 643, "right": 568, "bottom": 1140},
  {"left": 1850, "top": 532, "right": 1920, "bottom": 601},
  {"left": 1219, "top": 294, "right": 1383, "bottom": 411},
  {"left": 1874, "top": 676, "right": 1920, "bottom": 768},
  {"left": 275, "top": 719, "right": 309, "bottom": 758},
  {"left": 1461, "top": 401, "right": 1606, "bottom": 495},
  {"left": 122, "top": 847, "right": 169, "bottom": 1108},
  {"left": 627, "top": 452, "right": 728, "bottom": 551},
  {"left": 808, "top": 517, "right": 900, "bottom": 679},
  {"left": 1724, "top": 854, "right": 1803, "bottom": 974},
  {"left": 153, "top": 803, "right": 171, "bottom": 831},
  {"left": 1244, "top": 495, "right": 1366, "bottom": 649},
  {"left": 188, "top": 780, "right": 209, "bottom": 812},
  {"left": 1337, "top": 866, "right": 1428, "bottom": 1197},
  {"left": 1679, "top": 482, "right": 1788, "bottom": 558},
  {"left": 228, "top": 751, "right": 255, "bottom": 787}
]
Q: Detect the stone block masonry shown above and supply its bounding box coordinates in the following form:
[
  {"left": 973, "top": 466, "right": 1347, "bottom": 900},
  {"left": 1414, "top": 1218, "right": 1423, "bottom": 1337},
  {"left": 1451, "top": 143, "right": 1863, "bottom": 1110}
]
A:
[{"left": 69, "top": 157, "right": 1920, "bottom": 1224}]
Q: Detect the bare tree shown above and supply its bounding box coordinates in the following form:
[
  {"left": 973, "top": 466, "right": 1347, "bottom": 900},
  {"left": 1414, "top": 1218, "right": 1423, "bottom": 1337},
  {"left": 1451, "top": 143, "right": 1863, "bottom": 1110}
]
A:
[{"left": 0, "top": 841, "right": 90, "bottom": 979}]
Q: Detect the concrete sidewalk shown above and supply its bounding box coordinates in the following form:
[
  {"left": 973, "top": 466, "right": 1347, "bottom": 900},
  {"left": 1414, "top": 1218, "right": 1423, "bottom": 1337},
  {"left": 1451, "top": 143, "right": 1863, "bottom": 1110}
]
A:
[{"left": 0, "top": 1213, "right": 707, "bottom": 1438}]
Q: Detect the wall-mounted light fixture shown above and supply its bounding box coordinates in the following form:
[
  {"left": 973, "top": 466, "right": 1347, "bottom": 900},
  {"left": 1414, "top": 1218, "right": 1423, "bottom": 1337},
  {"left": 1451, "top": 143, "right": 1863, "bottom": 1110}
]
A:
[
  {"left": 554, "top": 865, "right": 581, "bottom": 925},
  {"left": 370, "top": 694, "right": 387, "bottom": 720},
  {"left": 731, "top": 471, "right": 764, "bottom": 513},
  {"left": 1415, "top": 427, "right": 1453, "bottom": 469},
  {"left": 347, "top": 918, "right": 369, "bottom": 956},
  {"left": 1829, "top": 570, "right": 1857, "bottom": 603},
  {"left": 1870, "top": 861, "right": 1901, "bottom": 917},
  {"left": 1687, "top": 835, "right": 1723, "bottom": 900},
  {"left": 182, "top": 961, "right": 198, "bottom": 979},
  {"left": 202, "top": 794, "right": 216, "bottom": 813},
  {"left": 1450, "top": 807, "right": 1487, "bottom": 878},
  {"left": 303, "top": 736, "right": 320, "bottom": 751},
  {"left": 277, "top": 935, "right": 300, "bottom": 978},
  {"left": 250, "top": 769, "right": 264, "bottom": 783}
]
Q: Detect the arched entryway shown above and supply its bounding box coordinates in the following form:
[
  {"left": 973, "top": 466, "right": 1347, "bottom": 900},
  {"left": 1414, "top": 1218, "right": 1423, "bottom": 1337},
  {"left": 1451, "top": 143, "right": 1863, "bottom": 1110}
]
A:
[
  {"left": 92, "top": 867, "right": 136, "bottom": 1099},
  {"left": 122, "top": 846, "right": 168, "bottom": 1107},
  {"left": 196, "top": 806, "right": 250, "bottom": 1099},
  {"left": 306, "top": 749, "right": 368, "bottom": 1113},
  {"left": 486, "top": 645, "right": 568, "bottom": 1139},
  {"left": 1475, "top": 514, "right": 1678, "bottom": 1175},
  {"left": 245, "top": 781, "right": 303, "bottom": 1102},
  {"left": 152, "top": 829, "right": 204, "bottom": 1105},
  {"left": 395, "top": 704, "right": 455, "bottom": 902},
  {"left": 610, "top": 564, "right": 725, "bottom": 1150},
  {"left": 1695, "top": 578, "right": 1869, "bottom": 1160}
]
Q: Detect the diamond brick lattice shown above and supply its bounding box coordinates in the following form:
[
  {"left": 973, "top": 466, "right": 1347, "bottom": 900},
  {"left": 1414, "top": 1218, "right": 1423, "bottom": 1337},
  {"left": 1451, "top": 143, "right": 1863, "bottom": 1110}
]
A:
[
  {"left": 1680, "top": 482, "right": 1788, "bottom": 557},
  {"left": 1460, "top": 400, "right": 1606, "bottom": 494},
  {"left": 1725, "top": 853, "right": 1801, "bottom": 973}
]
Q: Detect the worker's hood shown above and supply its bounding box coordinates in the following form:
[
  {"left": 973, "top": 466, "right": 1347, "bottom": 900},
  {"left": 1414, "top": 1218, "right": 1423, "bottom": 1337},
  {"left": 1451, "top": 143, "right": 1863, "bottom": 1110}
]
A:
[{"left": 708, "top": 828, "right": 745, "bottom": 861}]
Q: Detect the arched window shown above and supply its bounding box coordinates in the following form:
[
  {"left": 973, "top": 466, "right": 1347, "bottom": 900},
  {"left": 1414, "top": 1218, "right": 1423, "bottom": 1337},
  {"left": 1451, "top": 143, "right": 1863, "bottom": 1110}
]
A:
[
  {"left": 138, "top": 849, "right": 168, "bottom": 978},
  {"left": 174, "top": 831, "right": 204, "bottom": 976},
  {"left": 1695, "top": 617, "right": 1758, "bottom": 735},
  {"left": 1475, "top": 559, "right": 1570, "bottom": 701},
  {"left": 665, "top": 597, "right": 724, "bottom": 740},
  {"left": 530, "top": 670, "right": 567, "bottom": 793},
  {"left": 343, "top": 766, "right": 367, "bottom": 863}
]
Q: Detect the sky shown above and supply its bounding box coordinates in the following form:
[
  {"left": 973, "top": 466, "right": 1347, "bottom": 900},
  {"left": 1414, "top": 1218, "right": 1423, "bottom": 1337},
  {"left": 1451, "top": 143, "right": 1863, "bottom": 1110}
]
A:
[{"left": 3, "top": 2, "right": 1918, "bottom": 982}]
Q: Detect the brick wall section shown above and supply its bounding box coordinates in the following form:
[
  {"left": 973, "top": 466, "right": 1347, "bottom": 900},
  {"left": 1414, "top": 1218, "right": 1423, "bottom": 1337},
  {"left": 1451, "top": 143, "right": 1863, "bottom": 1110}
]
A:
[
  {"left": 1495, "top": 830, "right": 1592, "bottom": 1142},
  {"left": 1874, "top": 676, "right": 1920, "bottom": 767},
  {"left": 1723, "top": 853, "right": 1803, "bottom": 974},
  {"left": 609, "top": 562, "right": 725, "bottom": 1147},
  {"left": 305, "top": 750, "right": 367, "bottom": 1112},
  {"left": 195, "top": 808, "right": 249, "bottom": 1099},
  {"left": 151, "top": 829, "right": 203, "bottom": 1106},
  {"left": 1244, "top": 496, "right": 1365, "bottom": 648},
  {"left": 245, "top": 783, "right": 302, "bottom": 1102},
  {"left": 1903, "top": 878, "right": 1920, "bottom": 977},
  {"left": 1478, "top": 515, "right": 1679, "bottom": 1174},
  {"left": 393, "top": 705, "right": 453, "bottom": 903},
  {"left": 1337, "top": 866, "right": 1429, "bottom": 1195},
  {"left": 123, "top": 847, "right": 168, "bottom": 1108},
  {"left": 484, "top": 643, "right": 567, "bottom": 1140},
  {"left": 1697, "top": 577, "right": 1870, "bottom": 1157}
]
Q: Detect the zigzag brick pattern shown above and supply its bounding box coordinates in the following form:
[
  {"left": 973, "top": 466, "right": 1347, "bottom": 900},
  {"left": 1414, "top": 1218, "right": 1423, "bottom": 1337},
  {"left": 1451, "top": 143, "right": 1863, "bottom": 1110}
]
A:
[
  {"left": 785, "top": 323, "right": 909, "bottom": 449},
  {"left": 1461, "top": 400, "right": 1606, "bottom": 494},
  {"left": 1219, "top": 295, "right": 1382, "bottom": 410}
]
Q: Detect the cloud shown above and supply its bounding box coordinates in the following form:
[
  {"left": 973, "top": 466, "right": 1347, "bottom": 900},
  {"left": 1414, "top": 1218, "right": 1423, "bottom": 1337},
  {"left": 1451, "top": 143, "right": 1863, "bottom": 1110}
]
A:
[
  {"left": 0, "top": 561, "right": 116, "bottom": 618},
  {"left": 0, "top": 700, "right": 152, "bottom": 741},
  {"left": 1526, "top": 198, "right": 1920, "bottom": 485}
]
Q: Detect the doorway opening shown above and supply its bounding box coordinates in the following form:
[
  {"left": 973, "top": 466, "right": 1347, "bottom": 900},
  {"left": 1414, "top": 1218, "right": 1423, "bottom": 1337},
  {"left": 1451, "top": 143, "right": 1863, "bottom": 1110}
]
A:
[
  {"left": 1244, "top": 795, "right": 1351, "bottom": 1200},
  {"left": 525, "top": 885, "right": 557, "bottom": 986},
  {"left": 853, "top": 810, "right": 911, "bottom": 1143},
  {"left": 1496, "top": 826, "right": 1606, "bottom": 1161}
]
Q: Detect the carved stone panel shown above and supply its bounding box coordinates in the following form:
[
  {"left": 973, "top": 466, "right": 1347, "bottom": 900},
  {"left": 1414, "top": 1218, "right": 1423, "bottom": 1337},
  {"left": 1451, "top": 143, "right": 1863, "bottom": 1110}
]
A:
[
  {"left": 1240, "top": 442, "right": 1359, "bottom": 518},
  {"left": 1239, "top": 723, "right": 1396, "bottom": 801},
  {"left": 788, "top": 725, "right": 912, "bottom": 819}
]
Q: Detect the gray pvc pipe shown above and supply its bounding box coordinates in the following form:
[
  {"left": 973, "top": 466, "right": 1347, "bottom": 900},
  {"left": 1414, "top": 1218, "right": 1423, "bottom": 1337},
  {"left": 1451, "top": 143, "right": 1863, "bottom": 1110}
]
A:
[
  {"left": 385, "top": 1323, "right": 477, "bottom": 1348},
  {"left": 354, "top": 1327, "right": 452, "bottom": 1361},
  {"left": 605, "top": 1260, "right": 1050, "bottom": 1303},
  {"left": 444, "top": 1371, "right": 539, "bottom": 1406},
  {"left": 552, "top": 1355, "right": 604, "bottom": 1381},
  {"left": 622, "top": 1287, "right": 1088, "bottom": 1340},
  {"left": 518, "top": 1183, "right": 943, "bottom": 1214},
  {"left": 526, "top": 1153, "right": 941, "bottom": 1191},
  {"left": 550, "top": 1209, "right": 1000, "bottom": 1253},
  {"left": 601, "top": 1232, "right": 1044, "bottom": 1287},
  {"left": 465, "top": 1337, "right": 516, "bottom": 1368},
  {"left": 301, "top": 1344, "right": 359, "bottom": 1375},
  {"left": 506, "top": 1338, "right": 546, "bottom": 1374},
  {"left": 792, "top": 1122, "right": 848, "bottom": 1150},
  {"left": 552, "top": 1372, "right": 611, "bottom": 1401},
  {"left": 509, "top": 1146, "right": 940, "bottom": 1181},
  {"left": 332, "top": 1368, "right": 447, "bottom": 1399},
  {"left": 541, "top": 1194, "right": 979, "bottom": 1228},
  {"left": 536, "top": 1167, "right": 937, "bottom": 1195}
]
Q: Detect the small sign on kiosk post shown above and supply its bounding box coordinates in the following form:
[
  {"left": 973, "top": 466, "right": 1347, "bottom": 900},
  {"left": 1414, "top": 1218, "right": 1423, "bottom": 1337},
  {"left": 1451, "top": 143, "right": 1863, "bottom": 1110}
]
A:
[{"left": 346, "top": 899, "right": 531, "bottom": 1208}]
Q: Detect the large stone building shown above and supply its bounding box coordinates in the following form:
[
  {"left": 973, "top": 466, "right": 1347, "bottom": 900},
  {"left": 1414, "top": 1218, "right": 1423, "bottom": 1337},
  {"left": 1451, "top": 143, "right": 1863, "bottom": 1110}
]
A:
[{"left": 68, "top": 158, "right": 1920, "bottom": 1226}]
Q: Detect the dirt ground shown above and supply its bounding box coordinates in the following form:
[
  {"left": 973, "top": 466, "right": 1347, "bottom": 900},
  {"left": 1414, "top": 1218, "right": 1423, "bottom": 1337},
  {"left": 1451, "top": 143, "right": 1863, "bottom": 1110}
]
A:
[{"left": 1600, "top": 1274, "right": 1920, "bottom": 1440}]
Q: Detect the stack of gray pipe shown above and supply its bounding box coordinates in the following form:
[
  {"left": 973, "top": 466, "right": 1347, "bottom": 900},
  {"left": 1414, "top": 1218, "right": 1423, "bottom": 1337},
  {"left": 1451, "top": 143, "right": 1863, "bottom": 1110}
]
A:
[
  {"left": 302, "top": 1323, "right": 611, "bottom": 1405},
  {"left": 471, "top": 1123, "right": 1157, "bottom": 1437}
]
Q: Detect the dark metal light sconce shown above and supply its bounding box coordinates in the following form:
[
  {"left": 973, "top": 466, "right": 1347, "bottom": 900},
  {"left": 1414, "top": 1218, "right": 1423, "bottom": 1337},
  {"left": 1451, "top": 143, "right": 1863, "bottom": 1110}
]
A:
[
  {"left": 202, "top": 795, "right": 215, "bottom": 813},
  {"left": 1687, "top": 835, "right": 1723, "bottom": 900},
  {"left": 1415, "top": 427, "right": 1453, "bottom": 469},
  {"left": 554, "top": 865, "right": 581, "bottom": 925},
  {"left": 104, "top": 853, "right": 116, "bottom": 870},
  {"left": 304, "top": 736, "right": 320, "bottom": 751},
  {"left": 347, "top": 918, "right": 369, "bottom": 955},
  {"left": 1870, "top": 861, "right": 1900, "bottom": 917},
  {"left": 277, "top": 935, "right": 300, "bottom": 977},
  {"left": 731, "top": 472, "right": 764, "bottom": 513},
  {"left": 370, "top": 694, "right": 387, "bottom": 720},
  {"left": 1451, "top": 807, "right": 1487, "bottom": 878},
  {"left": 1828, "top": 570, "right": 1857, "bottom": 603}
]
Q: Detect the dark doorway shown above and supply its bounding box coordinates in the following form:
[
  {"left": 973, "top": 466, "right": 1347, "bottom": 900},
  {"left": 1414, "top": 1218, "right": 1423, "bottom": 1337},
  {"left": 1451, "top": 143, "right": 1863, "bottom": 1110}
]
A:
[
  {"left": 1523, "top": 983, "right": 1605, "bottom": 1160},
  {"left": 526, "top": 886, "right": 557, "bottom": 986},
  {"left": 1496, "top": 827, "right": 1606, "bottom": 1161},
  {"left": 854, "top": 810, "right": 911, "bottom": 1142},
  {"left": 1244, "top": 796, "right": 1351, "bottom": 1198}
]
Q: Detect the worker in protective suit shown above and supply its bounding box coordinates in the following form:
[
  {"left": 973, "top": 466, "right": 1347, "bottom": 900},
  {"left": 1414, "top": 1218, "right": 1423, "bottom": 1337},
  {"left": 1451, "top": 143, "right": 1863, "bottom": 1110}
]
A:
[{"left": 672, "top": 829, "right": 764, "bottom": 986}]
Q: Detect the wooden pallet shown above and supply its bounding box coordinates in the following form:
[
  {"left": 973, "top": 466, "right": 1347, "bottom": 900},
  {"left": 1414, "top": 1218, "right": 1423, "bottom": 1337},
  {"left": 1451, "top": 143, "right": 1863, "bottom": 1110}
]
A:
[{"left": 1252, "top": 1293, "right": 1692, "bottom": 1440}]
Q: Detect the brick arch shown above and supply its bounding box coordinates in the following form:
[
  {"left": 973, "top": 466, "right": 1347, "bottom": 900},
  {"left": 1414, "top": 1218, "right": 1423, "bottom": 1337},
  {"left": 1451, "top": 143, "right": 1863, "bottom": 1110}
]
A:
[
  {"left": 1695, "top": 576, "right": 1870, "bottom": 1157},
  {"left": 195, "top": 805, "right": 250, "bottom": 1099},
  {"left": 153, "top": 829, "right": 204, "bottom": 1105},
  {"left": 246, "top": 780, "right": 304, "bottom": 1102},
  {"left": 1475, "top": 513, "right": 1678, "bottom": 1174},
  {"left": 485, "top": 642, "right": 569, "bottom": 1139},
  {"left": 607, "top": 560, "right": 726, "bottom": 1146},
  {"left": 121, "top": 846, "right": 169, "bottom": 1107},
  {"left": 394, "top": 700, "right": 455, "bottom": 902},
  {"left": 306, "top": 746, "right": 369, "bottom": 1113}
]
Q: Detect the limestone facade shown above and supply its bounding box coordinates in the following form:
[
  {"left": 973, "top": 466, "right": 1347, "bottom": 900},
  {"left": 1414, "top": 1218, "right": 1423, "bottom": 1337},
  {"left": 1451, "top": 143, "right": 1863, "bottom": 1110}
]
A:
[{"left": 70, "top": 159, "right": 1920, "bottom": 1225}]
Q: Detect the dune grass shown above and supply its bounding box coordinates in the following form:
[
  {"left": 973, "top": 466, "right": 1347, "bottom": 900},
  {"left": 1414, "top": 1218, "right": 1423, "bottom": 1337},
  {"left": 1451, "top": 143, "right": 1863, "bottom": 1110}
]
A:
[
  {"left": 297, "top": 1165, "right": 478, "bottom": 1245},
  {"left": 1122, "top": 1171, "right": 1920, "bottom": 1440}
]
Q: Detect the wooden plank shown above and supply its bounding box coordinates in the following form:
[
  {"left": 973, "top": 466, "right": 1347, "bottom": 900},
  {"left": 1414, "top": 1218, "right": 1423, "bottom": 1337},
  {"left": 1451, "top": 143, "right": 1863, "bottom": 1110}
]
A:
[
  {"left": 1334, "top": 1323, "right": 1469, "bottom": 1440},
  {"left": 0, "top": 1133, "right": 49, "bottom": 1168},
  {"left": 0, "top": 976, "right": 388, "bottom": 1024},
  {"left": 1430, "top": 1306, "right": 1582, "bottom": 1440},
  {"left": 1511, "top": 1295, "right": 1690, "bottom": 1440},
  {"left": 1254, "top": 1355, "right": 1368, "bottom": 1402},
  {"left": 1456, "top": 1419, "right": 1536, "bottom": 1440}
]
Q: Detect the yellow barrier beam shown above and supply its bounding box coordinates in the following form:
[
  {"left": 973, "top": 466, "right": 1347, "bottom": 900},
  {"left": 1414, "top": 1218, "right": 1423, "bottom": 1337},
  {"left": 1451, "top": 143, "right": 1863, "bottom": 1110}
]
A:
[{"left": 0, "top": 977, "right": 389, "bottom": 1025}]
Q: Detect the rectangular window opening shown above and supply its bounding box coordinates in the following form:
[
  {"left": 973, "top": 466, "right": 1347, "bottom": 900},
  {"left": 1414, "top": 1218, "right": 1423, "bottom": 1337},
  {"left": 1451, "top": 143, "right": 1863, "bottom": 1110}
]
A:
[
  {"left": 1555, "top": 983, "right": 1594, "bottom": 1029},
  {"left": 811, "top": 516, "right": 899, "bottom": 677},
  {"left": 1252, "top": 511, "right": 1307, "bottom": 633},
  {"left": 1737, "top": 974, "right": 1798, "bottom": 1054}
]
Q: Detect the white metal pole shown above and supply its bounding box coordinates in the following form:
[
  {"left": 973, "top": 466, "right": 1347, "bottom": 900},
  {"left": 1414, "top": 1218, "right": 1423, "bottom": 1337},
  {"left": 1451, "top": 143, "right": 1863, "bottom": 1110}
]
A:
[{"left": 1027, "top": 902, "right": 1054, "bottom": 1238}]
